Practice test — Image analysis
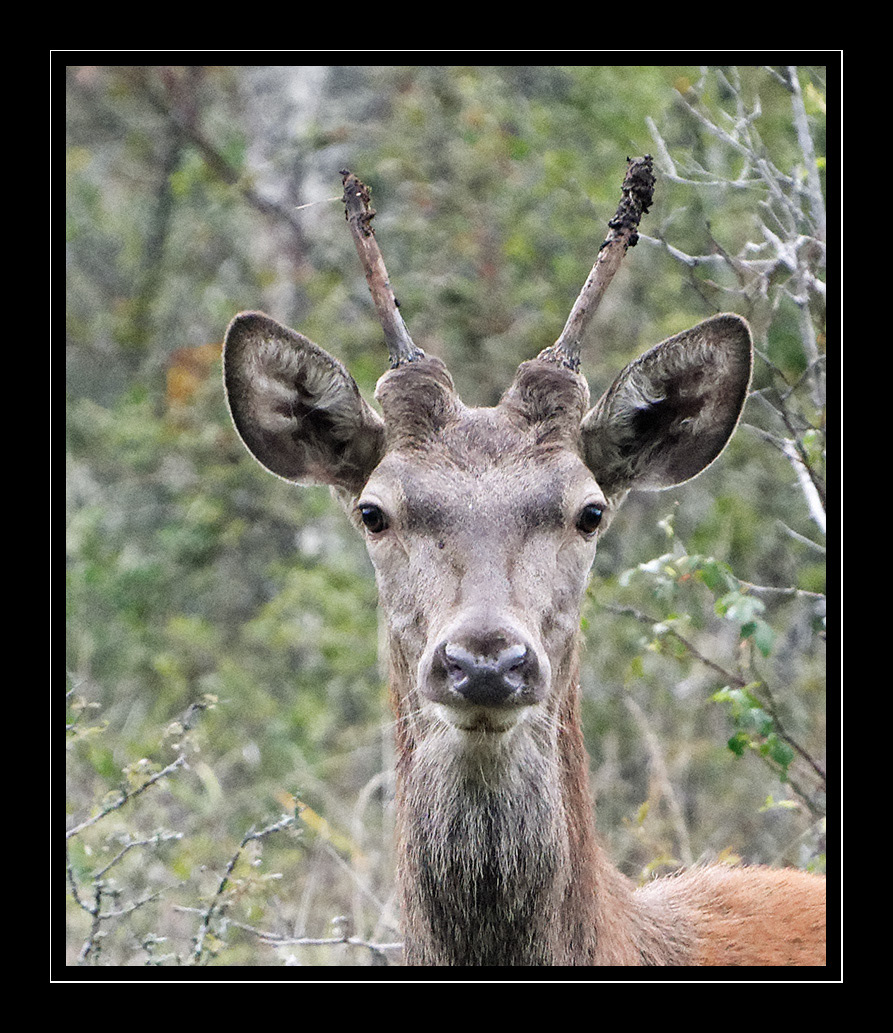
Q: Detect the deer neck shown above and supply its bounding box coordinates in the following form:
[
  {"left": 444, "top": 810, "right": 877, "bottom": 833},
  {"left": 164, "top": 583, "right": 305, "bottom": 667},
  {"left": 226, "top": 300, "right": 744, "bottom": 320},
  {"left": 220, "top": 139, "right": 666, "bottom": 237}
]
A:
[{"left": 389, "top": 636, "right": 699, "bottom": 967}]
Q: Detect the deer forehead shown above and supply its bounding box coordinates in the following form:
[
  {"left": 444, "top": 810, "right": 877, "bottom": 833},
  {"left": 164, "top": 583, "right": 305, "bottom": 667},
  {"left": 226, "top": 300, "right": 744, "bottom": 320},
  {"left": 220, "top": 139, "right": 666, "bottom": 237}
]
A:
[{"left": 360, "top": 431, "right": 604, "bottom": 539}]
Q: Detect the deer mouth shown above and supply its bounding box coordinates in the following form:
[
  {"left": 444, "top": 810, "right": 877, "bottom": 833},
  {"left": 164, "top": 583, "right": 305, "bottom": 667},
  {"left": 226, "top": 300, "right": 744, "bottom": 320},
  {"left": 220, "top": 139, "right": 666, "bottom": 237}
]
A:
[{"left": 433, "top": 701, "right": 527, "bottom": 735}]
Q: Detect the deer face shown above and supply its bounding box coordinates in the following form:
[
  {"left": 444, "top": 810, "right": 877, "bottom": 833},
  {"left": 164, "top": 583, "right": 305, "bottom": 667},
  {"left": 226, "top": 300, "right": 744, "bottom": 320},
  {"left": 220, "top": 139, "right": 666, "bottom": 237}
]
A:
[{"left": 355, "top": 414, "right": 606, "bottom": 736}]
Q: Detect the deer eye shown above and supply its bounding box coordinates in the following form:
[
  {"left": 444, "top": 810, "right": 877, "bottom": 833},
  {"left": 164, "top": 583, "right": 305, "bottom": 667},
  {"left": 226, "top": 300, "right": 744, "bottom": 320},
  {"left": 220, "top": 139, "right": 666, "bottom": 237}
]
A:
[
  {"left": 576, "top": 503, "right": 604, "bottom": 535},
  {"left": 359, "top": 503, "right": 389, "bottom": 534}
]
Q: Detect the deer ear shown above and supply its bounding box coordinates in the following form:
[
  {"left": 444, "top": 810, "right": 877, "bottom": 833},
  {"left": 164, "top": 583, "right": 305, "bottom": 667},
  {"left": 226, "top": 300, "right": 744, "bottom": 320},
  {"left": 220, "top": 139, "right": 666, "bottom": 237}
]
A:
[
  {"left": 581, "top": 314, "right": 753, "bottom": 502},
  {"left": 223, "top": 312, "right": 386, "bottom": 495}
]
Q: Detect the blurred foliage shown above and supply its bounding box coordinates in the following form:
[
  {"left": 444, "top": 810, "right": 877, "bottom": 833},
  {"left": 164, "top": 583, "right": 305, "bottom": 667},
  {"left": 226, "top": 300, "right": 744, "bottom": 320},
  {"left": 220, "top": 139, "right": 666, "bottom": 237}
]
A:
[{"left": 65, "top": 63, "right": 828, "bottom": 967}]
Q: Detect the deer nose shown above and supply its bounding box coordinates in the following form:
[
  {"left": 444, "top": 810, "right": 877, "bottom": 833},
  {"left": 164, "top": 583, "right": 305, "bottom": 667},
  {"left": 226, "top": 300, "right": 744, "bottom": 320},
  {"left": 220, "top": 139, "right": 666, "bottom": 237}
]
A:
[
  {"left": 421, "top": 627, "right": 548, "bottom": 713},
  {"left": 440, "top": 642, "right": 531, "bottom": 706}
]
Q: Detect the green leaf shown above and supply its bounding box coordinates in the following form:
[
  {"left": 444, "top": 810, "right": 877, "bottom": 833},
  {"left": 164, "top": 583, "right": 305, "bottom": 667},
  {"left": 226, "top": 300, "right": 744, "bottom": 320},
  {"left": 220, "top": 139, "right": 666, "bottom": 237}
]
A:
[
  {"left": 742, "top": 618, "right": 776, "bottom": 657},
  {"left": 716, "top": 591, "right": 765, "bottom": 623},
  {"left": 727, "top": 732, "right": 748, "bottom": 757},
  {"left": 694, "top": 558, "right": 736, "bottom": 594},
  {"left": 763, "top": 733, "right": 795, "bottom": 769}
]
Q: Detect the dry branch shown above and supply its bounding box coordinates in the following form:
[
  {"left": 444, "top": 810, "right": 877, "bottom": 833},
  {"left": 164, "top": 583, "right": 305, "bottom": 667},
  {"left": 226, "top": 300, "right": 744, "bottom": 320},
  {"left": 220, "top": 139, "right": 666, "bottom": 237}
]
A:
[
  {"left": 65, "top": 754, "right": 188, "bottom": 840},
  {"left": 541, "top": 155, "right": 655, "bottom": 370},
  {"left": 340, "top": 170, "right": 424, "bottom": 368}
]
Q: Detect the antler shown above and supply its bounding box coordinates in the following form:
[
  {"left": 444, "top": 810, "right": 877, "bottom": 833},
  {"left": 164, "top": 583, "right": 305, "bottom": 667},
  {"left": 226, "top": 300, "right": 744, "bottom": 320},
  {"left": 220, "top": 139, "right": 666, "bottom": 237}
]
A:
[
  {"left": 341, "top": 160, "right": 653, "bottom": 373},
  {"left": 340, "top": 170, "right": 425, "bottom": 368},
  {"left": 540, "top": 155, "right": 655, "bottom": 371}
]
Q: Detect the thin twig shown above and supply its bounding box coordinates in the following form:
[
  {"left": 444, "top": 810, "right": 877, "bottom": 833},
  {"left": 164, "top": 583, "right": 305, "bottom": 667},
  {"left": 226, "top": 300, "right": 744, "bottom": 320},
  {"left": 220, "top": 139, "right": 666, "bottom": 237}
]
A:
[
  {"left": 65, "top": 754, "right": 188, "bottom": 839},
  {"left": 786, "top": 67, "right": 826, "bottom": 238},
  {"left": 173, "top": 904, "right": 403, "bottom": 960},
  {"left": 605, "top": 604, "right": 825, "bottom": 802}
]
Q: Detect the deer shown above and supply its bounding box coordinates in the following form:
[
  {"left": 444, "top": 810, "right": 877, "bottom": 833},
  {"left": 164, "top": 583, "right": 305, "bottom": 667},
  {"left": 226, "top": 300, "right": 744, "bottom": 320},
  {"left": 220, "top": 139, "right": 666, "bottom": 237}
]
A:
[{"left": 223, "top": 164, "right": 826, "bottom": 966}]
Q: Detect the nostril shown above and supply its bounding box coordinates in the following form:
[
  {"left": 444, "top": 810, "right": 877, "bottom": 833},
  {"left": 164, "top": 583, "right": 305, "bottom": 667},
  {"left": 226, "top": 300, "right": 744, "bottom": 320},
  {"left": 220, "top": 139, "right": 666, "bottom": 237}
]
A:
[{"left": 497, "top": 643, "right": 528, "bottom": 689}]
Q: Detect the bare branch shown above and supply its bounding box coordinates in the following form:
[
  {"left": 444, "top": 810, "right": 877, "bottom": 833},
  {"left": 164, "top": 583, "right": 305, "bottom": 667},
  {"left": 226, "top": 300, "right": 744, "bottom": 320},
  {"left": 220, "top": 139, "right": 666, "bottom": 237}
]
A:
[
  {"left": 787, "top": 67, "right": 826, "bottom": 238},
  {"left": 190, "top": 814, "right": 297, "bottom": 964},
  {"left": 172, "top": 906, "right": 403, "bottom": 963},
  {"left": 340, "top": 170, "right": 424, "bottom": 369},
  {"left": 540, "top": 155, "right": 655, "bottom": 371},
  {"left": 65, "top": 754, "right": 188, "bottom": 840},
  {"left": 782, "top": 439, "right": 826, "bottom": 533}
]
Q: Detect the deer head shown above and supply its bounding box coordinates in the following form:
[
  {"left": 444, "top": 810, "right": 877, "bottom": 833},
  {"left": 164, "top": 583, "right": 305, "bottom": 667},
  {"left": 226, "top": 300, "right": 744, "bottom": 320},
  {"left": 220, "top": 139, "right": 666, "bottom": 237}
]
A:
[{"left": 224, "top": 309, "right": 752, "bottom": 722}]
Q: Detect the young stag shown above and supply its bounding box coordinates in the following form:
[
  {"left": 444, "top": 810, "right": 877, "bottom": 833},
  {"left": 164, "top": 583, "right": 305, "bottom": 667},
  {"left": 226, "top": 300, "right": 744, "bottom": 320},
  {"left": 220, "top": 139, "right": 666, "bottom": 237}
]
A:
[{"left": 223, "top": 168, "right": 825, "bottom": 966}]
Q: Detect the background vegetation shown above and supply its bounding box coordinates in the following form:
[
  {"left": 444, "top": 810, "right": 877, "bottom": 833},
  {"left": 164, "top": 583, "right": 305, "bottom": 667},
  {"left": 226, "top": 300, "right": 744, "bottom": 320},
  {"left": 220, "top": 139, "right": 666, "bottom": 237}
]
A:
[{"left": 65, "top": 63, "right": 828, "bottom": 968}]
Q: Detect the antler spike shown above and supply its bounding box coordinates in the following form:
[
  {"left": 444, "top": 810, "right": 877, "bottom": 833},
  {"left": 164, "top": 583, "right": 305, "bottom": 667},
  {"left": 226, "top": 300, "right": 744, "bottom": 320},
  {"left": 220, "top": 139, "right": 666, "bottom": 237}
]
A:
[
  {"left": 540, "top": 155, "right": 655, "bottom": 371},
  {"left": 340, "top": 170, "right": 425, "bottom": 369}
]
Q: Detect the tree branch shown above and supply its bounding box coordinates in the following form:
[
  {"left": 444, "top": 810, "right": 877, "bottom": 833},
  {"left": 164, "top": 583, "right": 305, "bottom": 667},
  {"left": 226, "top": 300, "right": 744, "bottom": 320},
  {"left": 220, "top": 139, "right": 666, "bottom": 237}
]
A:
[
  {"left": 787, "top": 66, "right": 826, "bottom": 238},
  {"left": 190, "top": 814, "right": 297, "bottom": 964}
]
